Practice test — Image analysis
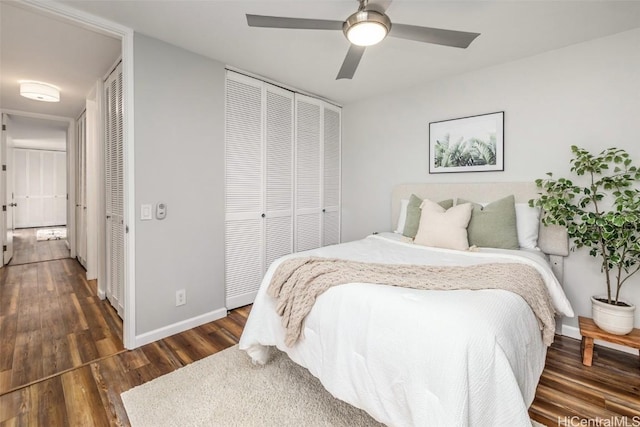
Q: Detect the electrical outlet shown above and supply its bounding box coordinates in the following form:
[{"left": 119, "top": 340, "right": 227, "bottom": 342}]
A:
[{"left": 176, "top": 289, "right": 186, "bottom": 306}]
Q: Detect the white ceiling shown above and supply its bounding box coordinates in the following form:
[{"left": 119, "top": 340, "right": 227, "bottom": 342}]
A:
[
  {"left": 58, "top": 0, "right": 640, "bottom": 104},
  {"left": 0, "top": 1, "right": 121, "bottom": 119},
  {"left": 2, "top": 0, "right": 640, "bottom": 118}
]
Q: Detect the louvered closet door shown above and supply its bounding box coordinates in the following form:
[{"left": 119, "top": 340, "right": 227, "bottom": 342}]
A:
[
  {"left": 294, "top": 94, "right": 323, "bottom": 252},
  {"left": 322, "top": 105, "right": 341, "bottom": 246},
  {"left": 41, "top": 151, "right": 56, "bottom": 226},
  {"left": 105, "top": 62, "right": 125, "bottom": 317},
  {"left": 27, "top": 151, "right": 44, "bottom": 226},
  {"left": 53, "top": 151, "right": 67, "bottom": 226},
  {"left": 264, "top": 84, "right": 294, "bottom": 269},
  {"left": 225, "top": 72, "right": 264, "bottom": 309}
]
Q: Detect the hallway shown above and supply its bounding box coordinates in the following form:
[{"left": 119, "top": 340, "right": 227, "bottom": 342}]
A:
[
  {"left": 8, "top": 228, "right": 70, "bottom": 266},
  {"left": 0, "top": 254, "right": 123, "bottom": 395}
]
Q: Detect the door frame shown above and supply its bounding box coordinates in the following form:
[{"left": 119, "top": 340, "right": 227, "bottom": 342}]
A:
[
  {"left": 1, "top": 113, "right": 14, "bottom": 265},
  {"left": 20, "top": 0, "right": 137, "bottom": 349},
  {"left": 0, "top": 110, "right": 74, "bottom": 253}
]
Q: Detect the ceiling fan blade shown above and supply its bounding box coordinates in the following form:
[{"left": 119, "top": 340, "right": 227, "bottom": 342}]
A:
[
  {"left": 246, "top": 14, "right": 343, "bottom": 30},
  {"left": 389, "top": 23, "right": 480, "bottom": 48},
  {"left": 336, "top": 45, "right": 366, "bottom": 80}
]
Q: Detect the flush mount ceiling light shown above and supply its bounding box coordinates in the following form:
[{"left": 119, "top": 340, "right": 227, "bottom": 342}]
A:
[
  {"left": 19, "top": 81, "right": 60, "bottom": 103},
  {"left": 343, "top": 9, "right": 391, "bottom": 47}
]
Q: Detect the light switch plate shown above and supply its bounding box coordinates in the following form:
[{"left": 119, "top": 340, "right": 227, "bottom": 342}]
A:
[{"left": 141, "top": 204, "right": 153, "bottom": 220}]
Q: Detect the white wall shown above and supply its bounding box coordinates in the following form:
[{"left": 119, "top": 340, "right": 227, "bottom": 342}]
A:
[
  {"left": 342, "top": 28, "right": 640, "bottom": 330},
  {"left": 133, "top": 34, "right": 226, "bottom": 335}
]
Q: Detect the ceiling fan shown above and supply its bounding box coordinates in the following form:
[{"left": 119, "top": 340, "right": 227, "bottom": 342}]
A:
[{"left": 246, "top": 0, "right": 480, "bottom": 80}]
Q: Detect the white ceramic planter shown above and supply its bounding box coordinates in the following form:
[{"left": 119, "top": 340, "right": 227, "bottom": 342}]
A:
[{"left": 591, "top": 296, "right": 636, "bottom": 335}]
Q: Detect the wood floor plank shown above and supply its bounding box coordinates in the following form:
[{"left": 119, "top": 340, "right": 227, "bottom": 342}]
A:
[
  {"left": 0, "top": 268, "right": 20, "bottom": 316},
  {"left": 61, "top": 366, "right": 110, "bottom": 427},
  {"left": 42, "top": 336, "right": 74, "bottom": 378},
  {"left": 0, "top": 315, "right": 17, "bottom": 372},
  {"left": 90, "top": 360, "right": 130, "bottom": 427},
  {"left": 10, "top": 330, "right": 43, "bottom": 389},
  {"left": 34, "top": 376, "right": 68, "bottom": 426}
]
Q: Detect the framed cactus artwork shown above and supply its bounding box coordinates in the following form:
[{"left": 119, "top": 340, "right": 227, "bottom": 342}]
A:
[{"left": 429, "top": 111, "right": 504, "bottom": 174}]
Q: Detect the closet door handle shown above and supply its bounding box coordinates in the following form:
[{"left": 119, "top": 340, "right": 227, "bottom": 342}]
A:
[
  {"left": 261, "top": 213, "right": 265, "bottom": 218},
  {"left": 322, "top": 209, "right": 326, "bottom": 213}
]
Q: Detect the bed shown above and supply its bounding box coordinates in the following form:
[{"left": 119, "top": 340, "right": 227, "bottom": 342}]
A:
[{"left": 239, "top": 182, "right": 575, "bottom": 426}]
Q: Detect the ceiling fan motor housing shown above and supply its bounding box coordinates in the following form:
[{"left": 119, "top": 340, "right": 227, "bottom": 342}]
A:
[{"left": 343, "top": 10, "right": 392, "bottom": 46}]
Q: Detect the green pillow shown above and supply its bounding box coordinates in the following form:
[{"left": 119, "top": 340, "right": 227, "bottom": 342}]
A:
[
  {"left": 457, "top": 195, "right": 519, "bottom": 249},
  {"left": 403, "top": 194, "right": 454, "bottom": 238}
]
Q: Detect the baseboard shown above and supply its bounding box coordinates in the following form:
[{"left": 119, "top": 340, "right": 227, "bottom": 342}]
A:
[
  {"left": 134, "top": 307, "right": 228, "bottom": 348},
  {"left": 97, "top": 289, "right": 106, "bottom": 299},
  {"left": 561, "top": 324, "right": 637, "bottom": 356}
]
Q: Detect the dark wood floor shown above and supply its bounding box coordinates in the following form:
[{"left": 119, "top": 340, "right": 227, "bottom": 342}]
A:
[
  {"left": 8, "top": 228, "right": 69, "bottom": 266},
  {"left": 0, "top": 306, "right": 249, "bottom": 426},
  {"left": 0, "top": 258, "right": 124, "bottom": 395},
  {"left": 0, "top": 240, "right": 638, "bottom": 426},
  {"left": 530, "top": 335, "right": 640, "bottom": 426}
]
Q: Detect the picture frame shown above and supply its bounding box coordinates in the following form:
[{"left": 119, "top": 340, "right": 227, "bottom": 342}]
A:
[{"left": 429, "top": 111, "right": 504, "bottom": 174}]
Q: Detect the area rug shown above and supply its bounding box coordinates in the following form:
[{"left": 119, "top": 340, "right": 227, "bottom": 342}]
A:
[
  {"left": 121, "top": 345, "right": 546, "bottom": 427},
  {"left": 36, "top": 227, "right": 67, "bottom": 241}
]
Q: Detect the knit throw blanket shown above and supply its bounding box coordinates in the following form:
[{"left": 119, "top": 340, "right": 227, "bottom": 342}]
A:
[{"left": 268, "top": 257, "right": 556, "bottom": 347}]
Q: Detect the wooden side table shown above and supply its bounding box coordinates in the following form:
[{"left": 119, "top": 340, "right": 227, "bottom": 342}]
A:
[{"left": 579, "top": 316, "right": 640, "bottom": 366}]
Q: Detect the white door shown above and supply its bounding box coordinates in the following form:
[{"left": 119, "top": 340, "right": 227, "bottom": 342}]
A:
[
  {"left": 54, "top": 151, "right": 67, "bottom": 226},
  {"left": 322, "top": 105, "right": 341, "bottom": 246},
  {"left": 13, "top": 148, "right": 66, "bottom": 228},
  {"left": 27, "top": 151, "right": 44, "bottom": 227},
  {"left": 264, "top": 84, "right": 294, "bottom": 269},
  {"left": 13, "top": 148, "right": 28, "bottom": 228},
  {"left": 105, "top": 62, "right": 125, "bottom": 317},
  {"left": 2, "top": 114, "right": 14, "bottom": 264},
  {"left": 224, "top": 72, "right": 264, "bottom": 309},
  {"left": 294, "top": 94, "right": 323, "bottom": 252},
  {"left": 41, "top": 150, "right": 56, "bottom": 226}
]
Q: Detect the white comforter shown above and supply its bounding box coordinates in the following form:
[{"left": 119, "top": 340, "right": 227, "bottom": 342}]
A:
[{"left": 239, "top": 234, "right": 574, "bottom": 427}]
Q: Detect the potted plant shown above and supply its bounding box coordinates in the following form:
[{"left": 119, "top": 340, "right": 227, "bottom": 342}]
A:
[{"left": 530, "top": 145, "right": 640, "bottom": 335}]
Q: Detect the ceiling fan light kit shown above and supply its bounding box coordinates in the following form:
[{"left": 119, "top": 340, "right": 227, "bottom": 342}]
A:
[
  {"left": 19, "top": 81, "right": 60, "bottom": 102},
  {"left": 343, "top": 10, "right": 391, "bottom": 46}
]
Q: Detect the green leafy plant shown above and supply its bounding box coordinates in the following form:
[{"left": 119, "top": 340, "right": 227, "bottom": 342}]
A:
[{"left": 530, "top": 146, "right": 640, "bottom": 305}]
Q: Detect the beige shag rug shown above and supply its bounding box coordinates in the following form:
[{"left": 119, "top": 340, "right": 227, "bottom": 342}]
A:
[
  {"left": 122, "top": 345, "right": 547, "bottom": 427},
  {"left": 121, "top": 345, "right": 382, "bottom": 427}
]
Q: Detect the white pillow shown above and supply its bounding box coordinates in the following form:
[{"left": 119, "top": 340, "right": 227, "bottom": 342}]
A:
[
  {"left": 414, "top": 199, "right": 473, "bottom": 251},
  {"left": 515, "top": 203, "right": 541, "bottom": 249},
  {"left": 394, "top": 199, "right": 410, "bottom": 233}
]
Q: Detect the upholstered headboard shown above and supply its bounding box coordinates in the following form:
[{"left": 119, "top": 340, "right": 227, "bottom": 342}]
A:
[{"left": 391, "top": 182, "right": 569, "bottom": 258}]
